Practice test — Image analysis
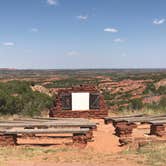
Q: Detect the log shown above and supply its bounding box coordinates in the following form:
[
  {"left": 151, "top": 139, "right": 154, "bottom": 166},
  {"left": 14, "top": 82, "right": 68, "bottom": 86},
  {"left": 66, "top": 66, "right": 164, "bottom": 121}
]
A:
[{"left": 1, "top": 128, "right": 90, "bottom": 135}]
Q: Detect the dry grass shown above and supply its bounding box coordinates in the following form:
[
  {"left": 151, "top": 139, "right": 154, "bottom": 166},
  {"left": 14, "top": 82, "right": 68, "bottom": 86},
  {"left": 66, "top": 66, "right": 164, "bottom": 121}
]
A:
[
  {"left": 0, "top": 145, "right": 141, "bottom": 166},
  {"left": 123, "top": 142, "right": 166, "bottom": 166},
  {"left": 108, "top": 108, "right": 166, "bottom": 117},
  {"left": 0, "top": 140, "right": 166, "bottom": 166}
]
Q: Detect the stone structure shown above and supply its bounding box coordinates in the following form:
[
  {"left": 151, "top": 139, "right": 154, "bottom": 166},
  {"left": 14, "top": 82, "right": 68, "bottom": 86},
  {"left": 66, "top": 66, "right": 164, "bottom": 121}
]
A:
[
  {"left": 0, "top": 134, "right": 17, "bottom": 146},
  {"left": 150, "top": 124, "right": 166, "bottom": 137},
  {"left": 49, "top": 85, "right": 108, "bottom": 118}
]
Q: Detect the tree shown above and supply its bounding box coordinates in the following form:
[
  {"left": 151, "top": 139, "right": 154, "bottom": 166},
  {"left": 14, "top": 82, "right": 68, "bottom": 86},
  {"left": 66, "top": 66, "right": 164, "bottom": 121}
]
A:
[
  {"left": 129, "top": 98, "right": 143, "bottom": 110},
  {"left": 157, "top": 86, "right": 166, "bottom": 95},
  {"left": 143, "top": 83, "right": 156, "bottom": 95}
]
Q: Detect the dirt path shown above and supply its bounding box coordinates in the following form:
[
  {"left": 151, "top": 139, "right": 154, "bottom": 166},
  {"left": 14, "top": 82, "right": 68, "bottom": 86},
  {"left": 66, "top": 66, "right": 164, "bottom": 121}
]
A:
[
  {"left": 5, "top": 159, "right": 142, "bottom": 166},
  {"left": 87, "top": 119, "right": 123, "bottom": 153}
]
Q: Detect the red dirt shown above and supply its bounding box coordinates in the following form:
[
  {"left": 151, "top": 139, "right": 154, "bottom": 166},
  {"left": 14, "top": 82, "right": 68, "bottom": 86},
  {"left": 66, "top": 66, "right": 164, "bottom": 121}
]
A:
[
  {"left": 87, "top": 119, "right": 123, "bottom": 153},
  {"left": 1, "top": 119, "right": 143, "bottom": 166},
  {"left": 5, "top": 161, "right": 141, "bottom": 166}
]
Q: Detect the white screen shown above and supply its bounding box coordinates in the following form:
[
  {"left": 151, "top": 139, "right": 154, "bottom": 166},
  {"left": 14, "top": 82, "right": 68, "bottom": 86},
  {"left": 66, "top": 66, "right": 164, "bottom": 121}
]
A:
[{"left": 72, "top": 92, "right": 89, "bottom": 111}]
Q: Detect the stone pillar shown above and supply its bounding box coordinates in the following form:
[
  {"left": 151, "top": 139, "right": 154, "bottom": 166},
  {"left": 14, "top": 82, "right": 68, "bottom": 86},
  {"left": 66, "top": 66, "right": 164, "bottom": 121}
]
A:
[
  {"left": 114, "top": 122, "right": 137, "bottom": 146},
  {"left": 72, "top": 133, "right": 88, "bottom": 148},
  {"left": 150, "top": 124, "right": 165, "bottom": 137},
  {"left": 0, "top": 134, "right": 17, "bottom": 146}
]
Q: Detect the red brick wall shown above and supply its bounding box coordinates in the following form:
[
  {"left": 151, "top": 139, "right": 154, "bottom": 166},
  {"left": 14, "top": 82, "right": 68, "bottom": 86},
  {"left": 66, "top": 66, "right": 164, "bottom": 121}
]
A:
[{"left": 49, "top": 85, "right": 108, "bottom": 119}]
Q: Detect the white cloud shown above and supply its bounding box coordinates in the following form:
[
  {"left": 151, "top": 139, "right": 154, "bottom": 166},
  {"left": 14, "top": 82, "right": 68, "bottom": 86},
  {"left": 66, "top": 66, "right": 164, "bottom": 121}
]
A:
[
  {"left": 31, "top": 28, "right": 39, "bottom": 32},
  {"left": 47, "top": 0, "right": 58, "bottom": 6},
  {"left": 77, "top": 15, "right": 88, "bottom": 21},
  {"left": 114, "top": 38, "right": 124, "bottom": 43},
  {"left": 153, "top": 18, "right": 165, "bottom": 25},
  {"left": 66, "top": 51, "right": 79, "bottom": 56},
  {"left": 2, "top": 42, "right": 15, "bottom": 46},
  {"left": 104, "top": 28, "right": 118, "bottom": 33}
]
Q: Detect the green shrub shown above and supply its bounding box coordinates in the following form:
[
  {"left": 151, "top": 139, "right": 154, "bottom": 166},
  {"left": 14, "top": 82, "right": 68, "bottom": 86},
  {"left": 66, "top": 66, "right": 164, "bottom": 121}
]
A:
[
  {"left": 0, "top": 81, "right": 53, "bottom": 116},
  {"left": 106, "top": 101, "right": 115, "bottom": 107},
  {"left": 157, "top": 86, "right": 166, "bottom": 95},
  {"left": 103, "top": 90, "right": 112, "bottom": 100},
  {"left": 143, "top": 83, "right": 156, "bottom": 95},
  {"left": 129, "top": 98, "right": 143, "bottom": 110}
]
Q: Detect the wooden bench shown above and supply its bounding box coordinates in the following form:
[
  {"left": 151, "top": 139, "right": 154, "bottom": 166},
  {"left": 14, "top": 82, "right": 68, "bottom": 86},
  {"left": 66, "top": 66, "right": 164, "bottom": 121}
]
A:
[
  {"left": 110, "top": 115, "right": 166, "bottom": 129},
  {"left": 0, "top": 120, "right": 97, "bottom": 130},
  {"left": 0, "top": 118, "right": 97, "bottom": 147},
  {"left": 104, "top": 114, "right": 145, "bottom": 124},
  {"left": 0, "top": 122, "right": 97, "bottom": 130},
  {"left": 110, "top": 115, "right": 166, "bottom": 146},
  {"left": 124, "top": 115, "right": 166, "bottom": 124},
  {"left": 0, "top": 128, "right": 92, "bottom": 146}
]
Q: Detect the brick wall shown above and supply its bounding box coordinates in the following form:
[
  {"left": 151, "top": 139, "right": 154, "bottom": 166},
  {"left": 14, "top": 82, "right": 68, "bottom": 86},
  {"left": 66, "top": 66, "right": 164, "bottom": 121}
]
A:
[{"left": 49, "top": 85, "right": 108, "bottom": 119}]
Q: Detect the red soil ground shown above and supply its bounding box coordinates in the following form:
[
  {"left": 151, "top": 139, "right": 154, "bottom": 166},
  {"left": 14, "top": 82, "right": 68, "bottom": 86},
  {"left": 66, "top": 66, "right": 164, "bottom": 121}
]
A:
[{"left": 2, "top": 120, "right": 144, "bottom": 166}]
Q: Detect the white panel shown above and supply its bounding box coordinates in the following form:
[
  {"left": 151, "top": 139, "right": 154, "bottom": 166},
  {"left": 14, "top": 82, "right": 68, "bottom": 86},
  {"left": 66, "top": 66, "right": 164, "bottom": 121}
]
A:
[{"left": 72, "top": 92, "right": 89, "bottom": 111}]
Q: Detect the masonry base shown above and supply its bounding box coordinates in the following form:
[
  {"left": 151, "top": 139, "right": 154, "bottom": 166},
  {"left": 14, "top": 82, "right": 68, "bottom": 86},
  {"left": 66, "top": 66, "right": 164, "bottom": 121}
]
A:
[{"left": 0, "top": 134, "right": 17, "bottom": 146}]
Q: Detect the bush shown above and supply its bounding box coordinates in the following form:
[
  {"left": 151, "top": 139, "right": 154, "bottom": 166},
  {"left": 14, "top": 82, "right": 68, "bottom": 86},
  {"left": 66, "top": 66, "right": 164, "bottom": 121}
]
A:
[
  {"left": 143, "top": 83, "right": 156, "bottom": 95},
  {"left": 129, "top": 98, "right": 143, "bottom": 110},
  {"left": 0, "top": 81, "right": 53, "bottom": 116},
  {"left": 103, "top": 90, "right": 112, "bottom": 100},
  {"left": 157, "top": 86, "right": 166, "bottom": 95}
]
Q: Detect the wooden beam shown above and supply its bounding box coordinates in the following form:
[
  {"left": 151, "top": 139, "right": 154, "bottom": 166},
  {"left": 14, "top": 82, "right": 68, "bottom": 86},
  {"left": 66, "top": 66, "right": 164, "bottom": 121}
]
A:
[
  {"left": 1, "top": 128, "right": 90, "bottom": 135},
  {"left": 0, "top": 121, "right": 96, "bottom": 128}
]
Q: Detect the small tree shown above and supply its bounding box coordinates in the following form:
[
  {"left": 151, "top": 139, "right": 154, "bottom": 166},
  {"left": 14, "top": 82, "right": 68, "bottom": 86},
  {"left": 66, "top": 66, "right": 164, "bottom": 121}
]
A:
[
  {"left": 157, "top": 86, "right": 166, "bottom": 95},
  {"left": 129, "top": 98, "right": 143, "bottom": 110},
  {"left": 103, "top": 90, "right": 111, "bottom": 100},
  {"left": 143, "top": 83, "right": 156, "bottom": 95}
]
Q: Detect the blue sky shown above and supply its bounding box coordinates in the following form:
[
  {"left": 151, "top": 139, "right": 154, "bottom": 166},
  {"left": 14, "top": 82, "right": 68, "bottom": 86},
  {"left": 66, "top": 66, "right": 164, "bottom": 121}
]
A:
[{"left": 0, "top": 0, "right": 166, "bottom": 69}]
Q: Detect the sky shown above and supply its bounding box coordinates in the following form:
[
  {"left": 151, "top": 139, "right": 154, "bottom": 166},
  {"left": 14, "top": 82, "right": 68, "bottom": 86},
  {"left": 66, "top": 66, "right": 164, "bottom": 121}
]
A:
[{"left": 0, "top": 0, "right": 166, "bottom": 69}]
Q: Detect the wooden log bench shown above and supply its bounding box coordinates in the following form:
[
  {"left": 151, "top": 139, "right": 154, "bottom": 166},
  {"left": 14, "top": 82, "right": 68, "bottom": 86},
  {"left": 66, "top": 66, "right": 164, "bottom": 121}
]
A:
[
  {"left": 105, "top": 114, "right": 166, "bottom": 125},
  {"left": 104, "top": 114, "right": 145, "bottom": 125},
  {"left": 110, "top": 115, "right": 166, "bottom": 145},
  {"left": 125, "top": 115, "right": 166, "bottom": 124},
  {"left": 0, "top": 121, "right": 97, "bottom": 130},
  {"left": 0, "top": 128, "right": 92, "bottom": 147},
  {"left": 112, "top": 115, "right": 166, "bottom": 135}
]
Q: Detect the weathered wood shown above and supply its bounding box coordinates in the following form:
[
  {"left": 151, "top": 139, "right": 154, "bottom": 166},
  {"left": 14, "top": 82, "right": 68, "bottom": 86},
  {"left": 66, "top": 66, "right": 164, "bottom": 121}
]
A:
[
  {"left": 149, "top": 120, "right": 166, "bottom": 125},
  {"left": 127, "top": 117, "right": 166, "bottom": 123},
  {"left": 0, "top": 122, "right": 96, "bottom": 128},
  {"left": 104, "top": 114, "right": 145, "bottom": 124},
  {"left": 110, "top": 115, "right": 166, "bottom": 124},
  {"left": 12, "top": 119, "right": 91, "bottom": 124},
  {"left": 0, "top": 118, "right": 96, "bottom": 147},
  {"left": 1, "top": 128, "right": 90, "bottom": 135},
  {"left": 33, "top": 117, "right": 89, "bottom": 121},
  {"left": 105, "top": 114, "right": 145, "bottom": 120}
]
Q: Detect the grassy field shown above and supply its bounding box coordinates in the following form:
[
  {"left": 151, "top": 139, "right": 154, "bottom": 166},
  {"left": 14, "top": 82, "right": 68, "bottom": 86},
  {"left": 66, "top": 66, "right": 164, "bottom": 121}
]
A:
[
  {"left": 0, "top": 145, "right": 141, "bottom": 166},
  {"left": 123, "top": 143, "right": 166, "bottom": 166}
]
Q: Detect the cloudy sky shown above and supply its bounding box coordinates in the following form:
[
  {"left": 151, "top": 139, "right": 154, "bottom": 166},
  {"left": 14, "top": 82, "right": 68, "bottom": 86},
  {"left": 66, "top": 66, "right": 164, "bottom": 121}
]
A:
[{"left": 0, "top": 0, "right": 166, "bottom": 69}]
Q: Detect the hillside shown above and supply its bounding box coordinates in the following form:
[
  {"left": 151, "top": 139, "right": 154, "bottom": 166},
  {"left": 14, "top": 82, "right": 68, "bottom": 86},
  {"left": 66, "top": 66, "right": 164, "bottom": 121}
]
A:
[{"left": 0, "top": 69, "right": 165, "bottom": 115}]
